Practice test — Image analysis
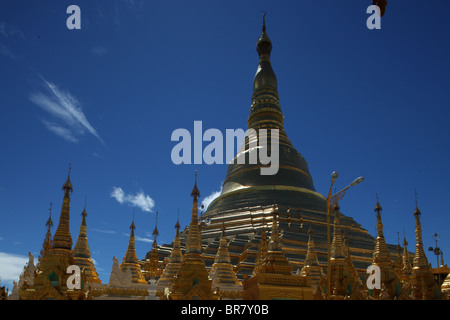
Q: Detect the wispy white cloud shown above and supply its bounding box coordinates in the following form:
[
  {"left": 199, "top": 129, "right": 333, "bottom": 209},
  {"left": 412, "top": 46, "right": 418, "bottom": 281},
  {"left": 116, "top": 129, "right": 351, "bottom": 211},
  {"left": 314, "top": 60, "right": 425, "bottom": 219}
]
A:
[
  {"left": 91, "top": 228, "right": 117, "bottom": 235},
  {"left": 0, "top": 252, "right": 28, "bottom": 284},
  {"left": 135, "top": 235, "right": 153, "bottom": 243},
  {"left": 0, "top": 22, "right": 24, "bottom": 61},
  {"left": 0, "top": 21, "right": 24, "bottom": 38},
  {"left": 41, "top": 119, "right": 79, "bottom": 143},
  {"left": 29, "top": 76, "right": 105, "bottom": 145},
  {"left": 0, "top": 44, "right": 18, "bottom": 60},
  {"left": 122, "top": 232, "right": 153, "bottom": 243},
  {"left": 200, "top": 185, "right": 222, "bottom": 210},
  {"left": 111, "top": 187, "right": 155, "bottom": 213}
]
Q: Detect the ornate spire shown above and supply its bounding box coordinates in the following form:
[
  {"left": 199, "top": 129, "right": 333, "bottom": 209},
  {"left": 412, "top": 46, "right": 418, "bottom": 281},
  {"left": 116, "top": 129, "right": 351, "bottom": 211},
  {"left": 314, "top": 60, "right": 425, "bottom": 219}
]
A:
[
  {"left": 152, "top": 212, "right": 159, "bottom": 247},
  {"left": 253, "top": 218, "right": 268, "bottom": 275},
  {"left": 371, "top": 195, "right": 400, "bottom": 299},
  {"left": 156, "top": 216, "right": 184, "bottom": 296},
  {"left": 268, "top": 205, "right": 282, "bottom": 252},
  {"left": 256, "top": 11, "right": 273, "bottom": 62},
  {"left": 330, "top": 203, "right": 345, "bottom": 260},
  {"left": 250, "top": 11, "right": 282, "bottom": 127},
  {"left": 373, "top": 195, "right": 392, "bottom": 265},
  {"left": 256, "top": 204, "right": 292, "bottom": 275},
  {"left": 37, "top": 203, "right": 53, "bottom": 268},
  {"left": 52, "top": 167, "right": 74, "bottom": 251},
  {"left": 168, "top": 175, "right": 212, "bottom": 300},
  {"left": 121, "top": 212, "right": 147, "bottom": 284},
  {"left": 299, "top": 226, "right": 323, "bottom": 291},
  {"left": 209, "top": 223, "right": 242, "bottom": 297},
  {"left": 144, "top": 212, "right": 163, "bottom": 281},
  {"left": 401, "top": 236, "right": 413, "bottom": 280},
  {"left": 304, "top": 226, "right": 320, "bottom": 268},
  {"left": 191, "top": 170, "right": 200, "bottom": 198},
  {"left": 185, "top": 171, "right": 202, "bottom": 255},
  {"left": 412, "top": 190, "right": 429, "bottom": 269},
  {"left": 73, "top": 203, "right": 101, "bottom": 284},
  {"left": 410, "top": 189, "right": 440, "bottom": 299},
  {"left": 62, "top": 163, "right": 73, "bottom": 193}
]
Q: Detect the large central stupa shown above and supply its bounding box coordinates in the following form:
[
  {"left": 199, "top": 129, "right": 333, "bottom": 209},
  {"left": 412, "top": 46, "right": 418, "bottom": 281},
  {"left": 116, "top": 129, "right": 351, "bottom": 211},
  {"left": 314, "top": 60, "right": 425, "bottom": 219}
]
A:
[{"left": 157, "top": 16, "right": 399, "bottom": 279}]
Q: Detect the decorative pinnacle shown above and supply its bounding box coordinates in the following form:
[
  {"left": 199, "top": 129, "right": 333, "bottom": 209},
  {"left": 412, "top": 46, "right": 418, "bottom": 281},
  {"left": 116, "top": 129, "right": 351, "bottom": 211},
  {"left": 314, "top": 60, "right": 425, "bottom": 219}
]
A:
[
  {"left": 62, "top": 163, "right": 73, "bottom": 193},
  {"left": 152, "top": 212, "right": 159, "bottom": 237},
  {"left": 374, "top": 193, "right": 382, "bottom": 212},
  {"left": 414, "top": 188, "right": 421, "bottom": 216},
  {"left": 46, "top": 202, "right": 53, "bottom": 228},
  {"left": 81, "top": 196, "right": 88, "bottom": 217},
  {"left": 175, "top": 209, "right": 181, "bottom": 230},
  {"left": 262, "top": 11, "right": 266, "bottom": 33},
  {"left": 256, "top": 11, "right": 272, "bottom": 58},
  {"left": 191, "top": 170, "right": 200, "bottom": 198},
  {"left": 130, "top": 209, "right": 136, "bottom": 230}
]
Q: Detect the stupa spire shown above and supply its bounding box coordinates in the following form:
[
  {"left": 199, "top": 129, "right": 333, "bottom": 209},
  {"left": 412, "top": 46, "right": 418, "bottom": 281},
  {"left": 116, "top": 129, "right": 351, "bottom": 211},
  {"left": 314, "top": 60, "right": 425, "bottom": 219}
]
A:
[
  {"left": 120, "top": 212, "right": 147, "bottom": 284},
  {"left": 156, "top": 216, "right": 184, "bottom": 296},
  {"left": 209, "top": 223, "right": 242, "bottom": 297},
  {"left": 250, "top": 11, "right": 282, "bottom": 129},
  {"left": 152, "top": 211, "right": 159, "bottom": 248},
  {"left": 330, "top": 203, "right": 345, "bottom": 260},
  {"left": 412, "top": 190, "right": 428, "bottom": 269},
  {"left": 73, "top": 202, "right": 101, "bottom": 284},
  {"left": 401, "top": 236, "right": 413, "bottom": 281},
  {"left": 373, "top": 195, "right": 392, "bottom": 265},
  {"left": 52, "top": 165, "right": 73, "bottom": 251},
  {"left": 168, "top": 174, "right": 212, "bottom": 300},
  {"left": 185, "top": 171, "right": 202, "bottom": 255},
  {"left": 37, "top": 203, "right": 54, "bottom": 268}
]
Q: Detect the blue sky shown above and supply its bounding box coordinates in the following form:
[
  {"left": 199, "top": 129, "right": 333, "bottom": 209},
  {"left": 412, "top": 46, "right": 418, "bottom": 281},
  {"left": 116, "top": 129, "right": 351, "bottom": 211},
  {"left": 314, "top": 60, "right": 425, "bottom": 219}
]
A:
[{"left": 1, "top": 0, "right": 450, "bottom": 289}]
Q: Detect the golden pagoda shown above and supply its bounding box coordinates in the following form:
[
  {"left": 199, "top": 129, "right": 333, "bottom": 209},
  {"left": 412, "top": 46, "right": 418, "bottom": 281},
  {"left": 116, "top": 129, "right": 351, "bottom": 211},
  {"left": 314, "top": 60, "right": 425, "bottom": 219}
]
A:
[
  {"left": 209, "top": 224, "right": 243, "bottom": 299},
  {"left": 343, "top": 233, "right": 368, "bottom": 300},
  {"left": 410, "top": 203, "right": 440, "bottom": 299},
  {"left": 327, "top": 203, "right": 362, "bottom": 300},
  {"left": 169, "top": 172, "right": 213, "bottom": 300},
  {"left": 20, "top": 167, "right": 85, "bottom": 300},
  {"left": 156, "top": 217, "right": 183, "bottom": 297},
  {"left": 370, "top": 197, "right": 401, "bottom": 299},
  {"left": 243, "top": 205, "right": 313, "bottom": 300},
  {"left": 120, "top": 215, "right": 147, "bottom": 285},
  {"left": 143, "top": 212, "right": 163, "bottom": 281},
  {"left": 400, "top": 236, "right": 413, "bottom": 283},
  {"left": 253, "top": 218, "right": 269, "bottom": 275},
  {"left": 164, "top": 12, "right": 391, "bottom": 284},
  {"left": 298, "top": 226, "right": 324, "bottom": 296},
  {"left": 73, "top": 204, "right": 101, "bottom": 285},
  {"left": 36, "top": 203, "right": 53, "bottom": 269}
]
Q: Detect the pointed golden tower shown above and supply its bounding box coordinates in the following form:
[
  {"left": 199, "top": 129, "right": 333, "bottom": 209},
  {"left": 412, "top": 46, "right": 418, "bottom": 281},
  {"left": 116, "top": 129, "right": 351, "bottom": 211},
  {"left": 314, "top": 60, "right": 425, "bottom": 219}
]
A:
[
  {"left": 73, "top": 203, "right": 101, "bottom": 284},
  {"left": 37, "top": 203, "right": 54, "bottom": 269},
  {"left": 156, "top": 217, "right": 183, "bottom": 297},
  {"left": 209, "top": 224, "right": 242, "bottom": 299},
  {"left": 343, "top": 233, "right": 368, "bottom": 300},
  {"left": 401, "top": 236, "right": 413, "bottom": 282},
  {"left": 411, "top": 195, "right": 440, "bottom": 299},
  {"left": 371, "top": 197, "right": 400, "bottom": 299},
  {"left": 169, "top": 171, "right": 213, "bottom": 300},
  {"left": 299, "top": 226, "right": 323, "bottom": 291},
  {"left": 243, "top": 205, "right": 313, "bottom": 300},
  {"left": 120, "top": 214, "right": 147, "bottom": 285},
  {"left": 253, "top": 218, "right": 268, "bottom": 275},
  {"left": 21, "top": 166, "right": 81, "bottom": 300},
  {"left": 143, "top": 212, "right": 163, "bottom": 281},
  {"left": 51, "top": 166, "right": 74, "bottom": 254},
  {"left": 257, "top": 206, "right": 293, "bottom": 275},
  {"left": 327, "top": 203, "right": 361, "bottom": 299}
]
